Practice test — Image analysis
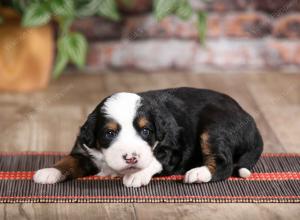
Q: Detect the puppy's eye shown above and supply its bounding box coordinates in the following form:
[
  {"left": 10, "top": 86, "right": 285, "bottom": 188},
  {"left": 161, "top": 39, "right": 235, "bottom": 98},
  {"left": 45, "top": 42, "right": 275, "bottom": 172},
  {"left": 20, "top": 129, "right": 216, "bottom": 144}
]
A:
[
  {"left": 141, "top": 128, "right": 151, "bottom": 138},
  {"left": 105, "top": 130, "right": 117, "bottom": 140}
]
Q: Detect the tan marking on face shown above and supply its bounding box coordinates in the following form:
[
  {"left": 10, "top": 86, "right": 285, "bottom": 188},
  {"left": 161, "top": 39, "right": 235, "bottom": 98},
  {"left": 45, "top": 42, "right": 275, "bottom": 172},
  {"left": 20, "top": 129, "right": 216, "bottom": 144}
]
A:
[
  {"left": 105, "top": 121, "right": 118, "bottom": 131},
  {"left": 54, "top": 156, "right": 84, "bottom": 179},
  {"left": 200, "top": 132, "right": 216, "bottom": 175},
  {"left": 137, "top": 116, "right": 149, "bottom": 128}
]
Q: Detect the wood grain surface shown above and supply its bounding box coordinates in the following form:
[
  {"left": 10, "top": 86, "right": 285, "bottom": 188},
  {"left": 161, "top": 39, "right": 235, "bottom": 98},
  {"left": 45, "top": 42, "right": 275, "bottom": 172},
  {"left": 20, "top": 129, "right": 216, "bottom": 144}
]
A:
[{"left": 0, "top": 72, "right": 299, "bottom": 219}]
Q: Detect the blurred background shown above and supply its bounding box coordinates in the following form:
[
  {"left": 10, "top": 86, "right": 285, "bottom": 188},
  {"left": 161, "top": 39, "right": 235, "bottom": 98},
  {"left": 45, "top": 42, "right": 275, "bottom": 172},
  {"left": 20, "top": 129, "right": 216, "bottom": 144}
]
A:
[{"left": 0, "top": 0, "right": 299, "bottom": 153}]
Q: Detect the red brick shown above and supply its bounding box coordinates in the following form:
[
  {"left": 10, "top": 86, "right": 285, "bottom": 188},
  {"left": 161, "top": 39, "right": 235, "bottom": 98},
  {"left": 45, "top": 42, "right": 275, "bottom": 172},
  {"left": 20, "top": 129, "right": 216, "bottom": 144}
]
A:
[
  {"left": 189, "top": 0, "right": 206, "bottom": 11},
  {"left": 124, "top": 14, "right": 222, "bottom": 39},
  {"left": 191, "top": 0, "right": 250, "bottom": 12},
  {"left": 224, "top": 13, "right": 272, "bottom": 37},
  {"left": 207, "top": 15, "right": 223, "bottom": 38},
  {"left": 85, "top": 39, "right": 269, "bottom": 72},
  {"left": 87, "top": 40, "right": 198, "bottom": 71},
  {"left": 71, "top": 17, "right": 122, "bottom": 41},
  {"left": 267, "top": 40, "right": 300, "bottom": 65},
  {"left": 86, "top": 42, "right": 119, "bottom": 71},
  {"left": 273, "top": 14, "right": 300, "bottom": 38},
  {"left": 192, "top": 40, "right": 268, "bottom": 70},
  {"left": 253, "top": 0, "right": 299, "bottom": 13},
  {"left": 86, "top": 39, "right": 300, "bottom": 72},
  {"left": 209, "top": 0, "right": 249, "bottom": 11},
  {"left": 117, "top": 0, "right": 152, "bottom": 14}
]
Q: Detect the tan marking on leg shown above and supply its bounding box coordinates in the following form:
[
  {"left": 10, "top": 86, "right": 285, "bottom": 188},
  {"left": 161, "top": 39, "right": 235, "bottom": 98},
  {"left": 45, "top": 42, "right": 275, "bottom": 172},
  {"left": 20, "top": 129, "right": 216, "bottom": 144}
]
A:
[
  {"left": 137, "top": 116, "right": 149, "bottom": 128},
  {"left": 54, "top": 156, "right": 84, "bottom": 179},
  {"left": 200, "top": 132, "right": 216, "bottom": 175}
]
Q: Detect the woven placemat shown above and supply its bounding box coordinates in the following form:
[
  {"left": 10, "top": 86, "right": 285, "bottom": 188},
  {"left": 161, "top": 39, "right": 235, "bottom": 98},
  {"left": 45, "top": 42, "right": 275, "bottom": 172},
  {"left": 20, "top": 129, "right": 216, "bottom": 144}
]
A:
[{"left": 0, "top": 152, "right": 300, "bottom": 203}]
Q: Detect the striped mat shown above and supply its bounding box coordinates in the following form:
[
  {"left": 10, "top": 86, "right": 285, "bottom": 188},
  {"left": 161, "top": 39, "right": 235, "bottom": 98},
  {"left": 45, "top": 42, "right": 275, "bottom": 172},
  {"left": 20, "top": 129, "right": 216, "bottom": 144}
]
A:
[{"left": 0, "top": 152, "right": 300, "bottom": 203}]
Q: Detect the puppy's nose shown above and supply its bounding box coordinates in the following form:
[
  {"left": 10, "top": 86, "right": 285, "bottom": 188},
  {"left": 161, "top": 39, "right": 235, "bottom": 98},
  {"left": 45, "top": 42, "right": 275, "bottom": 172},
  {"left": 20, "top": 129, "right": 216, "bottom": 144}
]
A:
[{"left": 122, "top": 153, "right": 138, "bottom": 164}]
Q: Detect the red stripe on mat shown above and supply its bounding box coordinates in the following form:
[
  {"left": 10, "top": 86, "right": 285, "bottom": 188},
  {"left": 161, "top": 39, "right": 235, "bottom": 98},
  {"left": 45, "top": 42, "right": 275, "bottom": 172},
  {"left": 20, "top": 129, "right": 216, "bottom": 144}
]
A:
[
  {"left": 1, "top": 171, "right": 300, "bottom": 181},
  {"left": 0, "top": 195, "right": 299, "bottom": 199},
  {"left": 0, "top": 152, "right": 300, "bottom": 157}
]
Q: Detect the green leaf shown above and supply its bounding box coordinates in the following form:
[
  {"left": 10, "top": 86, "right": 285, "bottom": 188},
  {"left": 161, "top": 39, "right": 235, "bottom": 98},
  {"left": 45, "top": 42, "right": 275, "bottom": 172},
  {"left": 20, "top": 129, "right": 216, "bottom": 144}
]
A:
[
  {"left": 22, "top": 3, "right": 51, "bottom": 27},
  {"left": 75, "top": 0, "right": 121, "bottom": 19},
  {"left": 97, "top": 0, "right": 120, "bottom": 21},
  {"left": 49, "top": 0, "right": 74, "bottom": 17},
  {"left": 68, "top": 33, "right": 88, "bottom": 68},
  {"left": 154, "top": 0, "right": 179, "bottom": 21},
  {"left": 54, "top": 32, "right": 87, "bottom": 78},
  {"left": 12, "top": 0, "right": 33, "bottom": 13},
  {"left": 75, "top": 0, "right": 99, "bottom": 17},
  {"left": 57, "top": 16, "right": 74, "bottom": 35},
  {"left": 197, "top": 11, "right": 207, "bottom": 45},
  {"left": 57, "top": 35, "right": 70, "bottom": 57},
  {"left": 59, "top": 33, "right": 88, "bottom": 68},
  {"left": 176, "top": 0, "right": 193, "bottom": 20},
  {"left": 53, "top": 48, "right": 69, "bottom": 79}
]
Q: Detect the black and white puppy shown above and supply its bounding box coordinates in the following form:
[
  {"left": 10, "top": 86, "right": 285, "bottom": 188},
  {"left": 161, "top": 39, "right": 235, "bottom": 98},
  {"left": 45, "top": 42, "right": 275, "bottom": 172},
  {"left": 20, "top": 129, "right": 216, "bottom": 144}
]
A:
[{"left": 34, "top": 87, "right": 263, "bottom": 187}]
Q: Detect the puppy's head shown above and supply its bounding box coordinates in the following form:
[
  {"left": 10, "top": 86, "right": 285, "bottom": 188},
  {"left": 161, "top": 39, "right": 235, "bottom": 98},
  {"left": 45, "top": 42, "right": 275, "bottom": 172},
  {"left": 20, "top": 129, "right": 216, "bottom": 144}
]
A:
[{"left": 78, "top": 92, "right": 157, "bottom": 174}]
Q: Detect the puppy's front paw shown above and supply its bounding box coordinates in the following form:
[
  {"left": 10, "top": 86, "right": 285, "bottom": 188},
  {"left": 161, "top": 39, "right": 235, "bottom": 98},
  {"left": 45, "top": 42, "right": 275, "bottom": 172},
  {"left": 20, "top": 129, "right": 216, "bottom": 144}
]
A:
[
  {"left": 33, "top": 168, "right": 65, "bottom": 184},
  {"left": 184, "top": 166, "right": 212, "bottom": 183},
  {"left": 123, "top": 171, "right": 152, "bottom": 187}
]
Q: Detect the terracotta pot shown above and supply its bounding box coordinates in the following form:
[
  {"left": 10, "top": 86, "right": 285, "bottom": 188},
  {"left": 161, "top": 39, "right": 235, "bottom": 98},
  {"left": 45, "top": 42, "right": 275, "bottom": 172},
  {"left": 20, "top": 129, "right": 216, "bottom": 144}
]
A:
[{"left": 0, "top": 8, "right": 54, "bottom": 92}]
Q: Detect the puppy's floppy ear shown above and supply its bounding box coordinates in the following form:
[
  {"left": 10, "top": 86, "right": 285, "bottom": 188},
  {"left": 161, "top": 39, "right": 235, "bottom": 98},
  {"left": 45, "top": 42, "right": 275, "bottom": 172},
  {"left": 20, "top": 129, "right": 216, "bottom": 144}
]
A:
[
  {"left": 152, "top": 106, "right": 181, "bottom": 149},
  {"left": 151, "top": 104, "right": 184, "bottom": 174},
  {"left": 77, "top": 109, "right": 98, "bottom": 148}
]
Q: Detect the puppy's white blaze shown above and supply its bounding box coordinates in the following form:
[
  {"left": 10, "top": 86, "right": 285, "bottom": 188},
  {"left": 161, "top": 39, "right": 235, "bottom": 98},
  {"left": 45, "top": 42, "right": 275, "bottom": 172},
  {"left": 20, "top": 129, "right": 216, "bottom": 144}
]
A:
[
  {"left": 103, "top": 92, "right": 141, "bottom": 125},
  {"left": 238, "top": 168, "right": 251, "bottom": 178},
  {"left": 33, "top": 168, "right": 64, "bottom": 184},
  {"left": 103, "top": 92, "right": 142, "bottom": 149}
]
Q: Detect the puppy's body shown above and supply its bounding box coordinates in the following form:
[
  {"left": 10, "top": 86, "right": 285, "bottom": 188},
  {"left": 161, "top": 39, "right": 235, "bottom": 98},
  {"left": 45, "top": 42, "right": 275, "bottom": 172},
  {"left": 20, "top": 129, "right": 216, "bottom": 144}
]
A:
[{"left": 34, "top": 88, "right": 263, "bottom": 187}]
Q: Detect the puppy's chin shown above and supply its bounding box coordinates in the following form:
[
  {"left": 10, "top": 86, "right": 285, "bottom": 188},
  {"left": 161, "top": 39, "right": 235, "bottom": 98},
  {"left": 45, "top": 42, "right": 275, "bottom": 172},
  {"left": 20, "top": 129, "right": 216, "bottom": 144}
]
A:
[{"left": 118, "top": 166, "right": 142, "bottom": 175}]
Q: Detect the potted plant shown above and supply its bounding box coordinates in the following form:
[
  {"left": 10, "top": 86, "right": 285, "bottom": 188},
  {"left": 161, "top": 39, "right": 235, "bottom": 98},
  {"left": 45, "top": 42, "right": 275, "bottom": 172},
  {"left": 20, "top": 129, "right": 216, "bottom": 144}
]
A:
[
  {"left": 0, "top": 0, "right": 206, "bottom": 92},
  {"left": 0, "top": 0, "right": 121, "bottom": 92},
  {"left": 0, "top": 6, "right": 54, "bottom": 92}
]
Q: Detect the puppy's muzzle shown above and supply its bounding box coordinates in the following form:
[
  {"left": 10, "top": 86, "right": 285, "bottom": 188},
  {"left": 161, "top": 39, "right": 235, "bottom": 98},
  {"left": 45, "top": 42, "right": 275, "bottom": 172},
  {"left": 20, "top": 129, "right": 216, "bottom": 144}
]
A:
[{"left": 122, "top": 153, "right": 139, "bottom": 165}]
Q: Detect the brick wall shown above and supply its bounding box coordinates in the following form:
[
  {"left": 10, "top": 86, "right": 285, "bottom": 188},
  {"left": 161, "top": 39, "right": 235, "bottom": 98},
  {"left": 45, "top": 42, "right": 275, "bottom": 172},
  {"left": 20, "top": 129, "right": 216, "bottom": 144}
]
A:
[{"left": 72, "top": 0, "right": 300, "bottom": 73}]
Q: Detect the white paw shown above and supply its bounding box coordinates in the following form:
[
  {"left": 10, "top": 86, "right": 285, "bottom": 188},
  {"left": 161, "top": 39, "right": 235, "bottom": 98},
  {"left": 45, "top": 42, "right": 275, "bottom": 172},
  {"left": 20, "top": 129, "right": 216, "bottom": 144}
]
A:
[
  {"left": 184, "top": 166, "right": 212, "bottom": 183},
  {"left": 123, "top": 171, "right": 152, "bottom": 187},
  {"left": 33, "top": 168, "right": 65, "bottom": 184},
  {"left": 238, "top": 168, "right": 251, "bottom": 178}
]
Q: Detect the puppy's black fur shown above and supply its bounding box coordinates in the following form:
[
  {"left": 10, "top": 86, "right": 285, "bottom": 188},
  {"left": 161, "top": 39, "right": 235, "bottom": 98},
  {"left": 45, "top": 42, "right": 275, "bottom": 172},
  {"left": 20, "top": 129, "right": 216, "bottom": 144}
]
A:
[
  {"left": 58, "top": 87, "right": 263, "bottom": 181},
  {"left": 138, "top": 88, "right": 263, "bottom": 180}
]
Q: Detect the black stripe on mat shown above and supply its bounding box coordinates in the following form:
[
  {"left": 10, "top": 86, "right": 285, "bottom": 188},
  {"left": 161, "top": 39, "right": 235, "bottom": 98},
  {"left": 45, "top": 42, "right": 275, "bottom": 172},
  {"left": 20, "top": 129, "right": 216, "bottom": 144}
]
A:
[{"left": 1, "top": 179, "right": 300, "bottom": 203}]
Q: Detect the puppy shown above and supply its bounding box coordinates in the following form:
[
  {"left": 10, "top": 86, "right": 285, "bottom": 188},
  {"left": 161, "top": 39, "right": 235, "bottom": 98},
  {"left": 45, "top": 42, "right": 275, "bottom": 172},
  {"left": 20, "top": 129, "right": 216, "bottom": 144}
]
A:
[{"left": 34, "top": 87, "right": 263, "bottom": 187}]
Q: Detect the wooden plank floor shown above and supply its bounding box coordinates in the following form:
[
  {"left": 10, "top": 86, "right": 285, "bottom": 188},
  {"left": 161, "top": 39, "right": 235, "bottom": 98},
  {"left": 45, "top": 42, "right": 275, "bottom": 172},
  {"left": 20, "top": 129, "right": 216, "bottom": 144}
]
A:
[{"left": 0, "top": 72, "right": 299, "bottom": 219}]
